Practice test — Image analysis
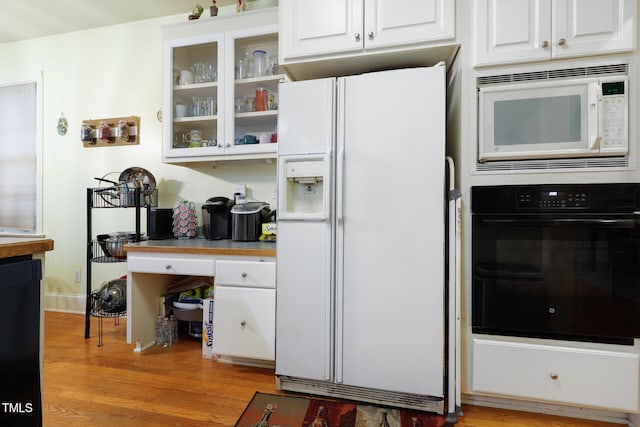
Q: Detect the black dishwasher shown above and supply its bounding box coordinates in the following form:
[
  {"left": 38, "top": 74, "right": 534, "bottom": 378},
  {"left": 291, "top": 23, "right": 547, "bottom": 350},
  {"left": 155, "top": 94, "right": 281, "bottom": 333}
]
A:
[{"left": 0, "top": 257, "right": 42, "bottom": 427}]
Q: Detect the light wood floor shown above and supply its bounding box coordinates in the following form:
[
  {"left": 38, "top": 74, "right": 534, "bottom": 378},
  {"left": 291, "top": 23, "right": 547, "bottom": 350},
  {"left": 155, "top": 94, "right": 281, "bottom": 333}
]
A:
[{"left": 43, "top": 312, "right": 622, "bottom": 426}]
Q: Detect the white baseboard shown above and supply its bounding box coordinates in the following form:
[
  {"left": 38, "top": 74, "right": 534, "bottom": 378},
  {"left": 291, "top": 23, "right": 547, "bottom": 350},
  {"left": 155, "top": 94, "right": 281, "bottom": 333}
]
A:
[
  {"left": 462, "top": 394, "right": 631, "bottom": 425},
  {"left": 44, "top": 292, "right": 85, "bottom": 314}
]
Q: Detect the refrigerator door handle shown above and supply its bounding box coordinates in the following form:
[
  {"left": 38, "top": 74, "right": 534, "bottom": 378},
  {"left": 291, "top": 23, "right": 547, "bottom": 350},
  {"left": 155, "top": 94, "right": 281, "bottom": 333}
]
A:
[
  {"left": 323, "top": 146, "right": 332, "bottom": 221},
  {"left": 334, "top": 207, "right": 345, "bottom": 384},
  {"left": 336, "top": 146, "right": 345, "bottom": 223},
  {"left": 334, "top": 77, "right": 345, "bottom": 384}
]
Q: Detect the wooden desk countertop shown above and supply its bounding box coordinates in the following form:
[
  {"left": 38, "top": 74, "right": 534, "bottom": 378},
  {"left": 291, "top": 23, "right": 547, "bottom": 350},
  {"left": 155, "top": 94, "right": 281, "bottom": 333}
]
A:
[
  {"left": 124, "top": 238, "right": 276, "bottom": 257},
  {"left": 0, "top": 237, "right": 54, "bottom": 259}
]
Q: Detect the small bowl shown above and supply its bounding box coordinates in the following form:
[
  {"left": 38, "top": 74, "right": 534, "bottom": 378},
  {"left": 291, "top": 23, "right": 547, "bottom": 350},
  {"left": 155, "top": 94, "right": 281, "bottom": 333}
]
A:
[{"left": 173, "top": 301, "right": 202, "bottom": 310}]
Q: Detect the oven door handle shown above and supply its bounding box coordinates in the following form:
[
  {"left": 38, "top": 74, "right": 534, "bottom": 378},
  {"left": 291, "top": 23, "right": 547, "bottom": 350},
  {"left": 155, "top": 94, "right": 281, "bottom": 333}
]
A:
[{"left": 481, "top": 218, "right": 636, "bottom": 227}]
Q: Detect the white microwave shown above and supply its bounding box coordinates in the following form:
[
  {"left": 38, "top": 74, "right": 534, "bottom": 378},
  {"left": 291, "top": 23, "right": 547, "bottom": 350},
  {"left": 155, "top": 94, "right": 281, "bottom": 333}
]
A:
[{"left": 478, "top": 75, "right": 628, "bottom": 162}]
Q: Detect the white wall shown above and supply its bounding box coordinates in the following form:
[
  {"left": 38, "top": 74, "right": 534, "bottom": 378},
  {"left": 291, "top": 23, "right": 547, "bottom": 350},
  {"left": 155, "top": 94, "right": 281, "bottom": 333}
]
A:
[{"left": 0, "top": 12, "right": 276, "bottom": 305}]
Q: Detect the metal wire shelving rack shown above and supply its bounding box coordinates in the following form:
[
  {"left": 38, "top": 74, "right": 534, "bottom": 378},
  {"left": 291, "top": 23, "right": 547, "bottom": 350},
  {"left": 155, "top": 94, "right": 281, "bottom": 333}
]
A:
[{"left": 85, "top": 186, "right": 158, "bottom": 345}]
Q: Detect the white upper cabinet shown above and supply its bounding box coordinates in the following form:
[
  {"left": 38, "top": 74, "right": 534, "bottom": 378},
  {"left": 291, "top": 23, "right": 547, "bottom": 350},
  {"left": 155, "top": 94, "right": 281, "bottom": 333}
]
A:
[
  {"left": 280, "top": 0, "right": 455, "bottom": 61},
  {"left": 366, "top": 0, "right": 456, "bottom": 49},
  {"left": 474, "top": 0, "right": 637, "bottom": 67},
  {"left": 162, "top": 9, "right": 282, "bottom": 163},
  {"left": 280, "top": 0, "right": 363, "bottom": 58}
]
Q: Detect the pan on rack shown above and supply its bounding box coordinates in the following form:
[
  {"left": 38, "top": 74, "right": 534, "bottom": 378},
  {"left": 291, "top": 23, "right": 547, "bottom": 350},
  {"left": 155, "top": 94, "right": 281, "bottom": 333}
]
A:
[{"left": 93, "top": 167, "right": 157, "bottom": 207}]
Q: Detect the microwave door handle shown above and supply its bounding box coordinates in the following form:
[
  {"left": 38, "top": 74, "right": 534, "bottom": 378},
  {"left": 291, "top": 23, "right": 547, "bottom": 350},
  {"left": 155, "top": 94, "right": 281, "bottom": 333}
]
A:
[{"left": 588, "top": 82, "right": 603, "bottom": 151}]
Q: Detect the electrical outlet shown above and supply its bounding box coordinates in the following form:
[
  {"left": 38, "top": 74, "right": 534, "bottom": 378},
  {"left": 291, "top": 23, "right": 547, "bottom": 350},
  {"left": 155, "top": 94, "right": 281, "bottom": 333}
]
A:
[
  {"left": 234, "top": 184, "right": 246, "bottom": 198},
  {"left": 74, "top": 269, "right": 81, "bottom": 283}
]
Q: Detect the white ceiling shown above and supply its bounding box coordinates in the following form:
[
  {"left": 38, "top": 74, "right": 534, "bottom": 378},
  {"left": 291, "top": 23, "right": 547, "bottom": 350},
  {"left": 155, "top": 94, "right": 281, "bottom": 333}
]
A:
[{"left": 0, "top": 0, "right": 236, "bottom": 44}]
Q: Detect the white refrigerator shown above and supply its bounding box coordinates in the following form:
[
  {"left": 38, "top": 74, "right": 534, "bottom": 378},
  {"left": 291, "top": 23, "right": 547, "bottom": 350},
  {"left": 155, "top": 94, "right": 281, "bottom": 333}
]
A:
[{"left": 276, "top": 66, "right": 448, "bottom": 414}]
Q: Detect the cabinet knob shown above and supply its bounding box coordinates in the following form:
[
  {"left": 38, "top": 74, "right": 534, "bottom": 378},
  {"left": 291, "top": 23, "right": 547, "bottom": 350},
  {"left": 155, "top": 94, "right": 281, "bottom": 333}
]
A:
[
  {"left": 541, "top": 40, "right": 549, "bottom": 48},
  {"left": 368, "top": 31, "right": 374, "bottom": 39},
  {"left": 240, "top": 320, "right": 247, "bottom": 326},
  {"left": 549, "top": 372, "right": 559, "bottom": 380},
  {"left": 165, "top": 264, "right": 172, "bottom": 270},
  {"left": 241, "top": 272, "right": 247, "bottom": 278},
  {"left": 558, "top": 38, "right": 567, "bottom": 46},
  {"left": 354, "top": 32, "right": 361, "bottom": 41}
]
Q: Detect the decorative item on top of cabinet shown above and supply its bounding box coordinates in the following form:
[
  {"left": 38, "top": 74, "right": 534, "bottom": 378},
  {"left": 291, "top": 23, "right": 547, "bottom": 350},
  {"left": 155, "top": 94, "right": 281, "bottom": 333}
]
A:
[
  {"left": 473, "top": 0, "right": 637, "bottom": 67},
  {"left": 82, "top": 116, "right": 139, "bottom": 147},
  {"left": 189, "top": 4, "right": 205, "bottom": 20}
]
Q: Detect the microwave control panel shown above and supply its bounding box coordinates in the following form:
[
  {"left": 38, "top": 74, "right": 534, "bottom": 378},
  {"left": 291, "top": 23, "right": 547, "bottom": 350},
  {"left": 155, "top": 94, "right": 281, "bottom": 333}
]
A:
[{"left": 601, "top": 80, "right": 628, "bottom": 151}]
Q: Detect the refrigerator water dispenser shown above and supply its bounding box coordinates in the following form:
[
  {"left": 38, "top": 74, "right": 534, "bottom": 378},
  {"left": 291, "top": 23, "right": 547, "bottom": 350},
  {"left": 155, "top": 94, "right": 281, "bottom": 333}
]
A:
[{"left": 279, "top": 156, "right": 327, "bottom": 219}]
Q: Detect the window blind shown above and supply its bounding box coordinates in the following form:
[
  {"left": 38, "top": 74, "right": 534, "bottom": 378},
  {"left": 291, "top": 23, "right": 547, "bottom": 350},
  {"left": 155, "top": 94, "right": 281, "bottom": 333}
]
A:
[{"left": 0, "top": 82, "right": 37, "bottom": 233}]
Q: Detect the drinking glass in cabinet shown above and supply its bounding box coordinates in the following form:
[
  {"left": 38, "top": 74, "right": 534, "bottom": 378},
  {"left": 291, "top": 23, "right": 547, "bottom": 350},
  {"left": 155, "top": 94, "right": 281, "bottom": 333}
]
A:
[
  {"left": 175, "top": 103, "right": 187, "bottom": 118},
  {"left": 193, "top": 63, "right": 206, "bottom": 83},
  {"left": 244, "top": 96, "right": 256, "bottom": 112},
  {"left": 191, "top": 97, "right": 202, "bottom": 116},
  {"left": 236, "top": 59, "right": 245, "bottom": 79},
  {"left": 205, "top": 97, "right": 216, "bottom": 116},
  {"left": 193, "top": 62, "right": 217, "bottom": 83},
  {"left": 268, "top": 93, "right": 277, "bottom": 111},
  {"left": 269, "top": 56, "right": 278, "bottom": 76},
  {"left": 235, "top": 98, "right": 245, "bottom": 113},
  {"left": 206, "top": 63, "right": 217, "bottom": 82},
  {"left": 179, "top": 70, "right": 194, "bottom": 85}
]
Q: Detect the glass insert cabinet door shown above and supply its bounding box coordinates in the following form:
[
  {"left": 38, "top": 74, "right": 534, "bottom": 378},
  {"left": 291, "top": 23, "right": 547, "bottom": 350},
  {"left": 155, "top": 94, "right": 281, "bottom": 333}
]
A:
[
  {"left": 164, "top": 33, "right": 224, "bottom": 159},
  {"left": 163, "top": 23, "right": 281, "bottom": 162},
  {"left": 224, "top": 27, "right": 281, "bottom": 158}
]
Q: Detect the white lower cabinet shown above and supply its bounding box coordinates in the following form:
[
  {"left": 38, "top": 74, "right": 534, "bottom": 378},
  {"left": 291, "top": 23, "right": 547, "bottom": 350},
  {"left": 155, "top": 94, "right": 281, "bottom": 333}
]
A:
[
  {"left": 213, "top": 259, "right": 276, "bottom": 362},
  {"left": 472, "top": 338, "right": 640, "bottom": 412},
  {"left": 126, "top": 250, "right": 276, "bottom": 362}
]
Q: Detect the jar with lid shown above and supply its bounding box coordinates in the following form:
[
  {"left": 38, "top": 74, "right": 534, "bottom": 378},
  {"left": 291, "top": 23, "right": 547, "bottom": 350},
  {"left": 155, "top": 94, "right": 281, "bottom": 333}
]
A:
[
  {"left": 81, "top": 123, "right": 94, "bottom": 142},
  {"left": 97, "top": 122, "right": 111, "bottom": 142}
]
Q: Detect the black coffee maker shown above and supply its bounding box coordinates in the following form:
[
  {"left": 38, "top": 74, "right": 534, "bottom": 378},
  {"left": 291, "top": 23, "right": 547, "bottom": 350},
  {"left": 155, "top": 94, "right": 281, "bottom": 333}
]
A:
[{"left": 201, "top": 196, "right": 234, "bottom": 240}]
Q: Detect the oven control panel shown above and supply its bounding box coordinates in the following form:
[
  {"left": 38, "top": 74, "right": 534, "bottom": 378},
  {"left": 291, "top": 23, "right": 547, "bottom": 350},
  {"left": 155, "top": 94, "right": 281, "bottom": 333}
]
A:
[
  {"left": 472, "top": 184, "right": 640, "bottom": 214},
  {"left": 517, "top": 190, "right": 590, "bottom": 209}
]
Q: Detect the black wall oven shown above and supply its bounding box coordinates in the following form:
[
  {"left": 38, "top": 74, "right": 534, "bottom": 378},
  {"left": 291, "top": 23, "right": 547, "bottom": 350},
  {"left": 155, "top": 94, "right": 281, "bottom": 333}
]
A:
[{"left": 472, "top": 183, "right": 640, "bottom": 345}]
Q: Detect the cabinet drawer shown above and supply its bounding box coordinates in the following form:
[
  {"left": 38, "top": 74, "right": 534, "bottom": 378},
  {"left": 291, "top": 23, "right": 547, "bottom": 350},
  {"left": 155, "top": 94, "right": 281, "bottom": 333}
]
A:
[
  {"left": 215, "top": 260, "right": 275, "bottom": 288},
  {"left": 213, "top": 286, "right": 275, "bottom": 361},
  {"left": 127, "top": 253, "right": 215, "bottom": 276},
  {"left": 472, "top": 339, "right": 639, "bottom": 412}
]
